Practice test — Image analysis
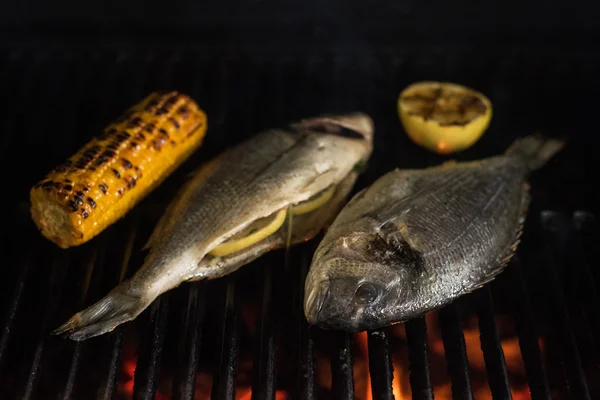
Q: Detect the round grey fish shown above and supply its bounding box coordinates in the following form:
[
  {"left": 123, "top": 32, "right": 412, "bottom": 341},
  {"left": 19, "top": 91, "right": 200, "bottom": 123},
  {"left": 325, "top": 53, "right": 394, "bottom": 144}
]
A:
[
  {"left": 304, "top": 135, "right": 565, "bottom": 332},
  {"left": 54, "top": 113, "right": 374, "bottom": 340}
]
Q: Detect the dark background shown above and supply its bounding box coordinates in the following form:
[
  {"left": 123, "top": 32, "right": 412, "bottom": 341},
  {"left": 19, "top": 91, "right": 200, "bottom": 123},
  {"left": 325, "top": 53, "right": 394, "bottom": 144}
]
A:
[
  {"left": 2, "top": 0, "right": 600, "bottom": 49},
  {"left": 0, "top": 2, "right": 599, "bottom": 399}
]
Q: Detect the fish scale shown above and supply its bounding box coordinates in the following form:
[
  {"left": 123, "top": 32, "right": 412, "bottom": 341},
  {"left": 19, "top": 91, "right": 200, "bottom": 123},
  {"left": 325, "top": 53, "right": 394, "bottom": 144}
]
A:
[
  {"left": 418, "top": 169, "right": 519, "bottom": 291},
  {"left": 397, "top": 166, "right": 512, "bottom": 255}
]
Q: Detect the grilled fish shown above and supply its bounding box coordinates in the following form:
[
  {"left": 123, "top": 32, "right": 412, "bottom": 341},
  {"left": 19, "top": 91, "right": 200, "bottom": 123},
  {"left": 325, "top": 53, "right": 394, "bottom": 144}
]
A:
[
  {"left": 55, "top": 113, "right": 374, "bottom": 340},
  {"left": 304, "top": 135, "right": 564, "bottom": 331}
]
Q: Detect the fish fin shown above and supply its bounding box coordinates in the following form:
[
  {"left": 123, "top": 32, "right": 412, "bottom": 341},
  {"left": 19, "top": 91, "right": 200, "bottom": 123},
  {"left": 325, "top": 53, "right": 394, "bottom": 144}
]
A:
[
  {"left": 52, "top": 286, "right": 150, "bottom": 341},
  {"left": 142, "top": 204, "right": 177, "bottom": 250},
  {"left": 290, "top": 113, "right": 374, "bottom": 141},
  {"left": 471, "top": 241, "right": 523, "bottom": 292},
  {"left": 506, "top": 133, "right": 566, "bottom": 171},
  {"left": 498, "top": 182, "right": 530, "bottom": 265},
  {"left": 467, "top": 239, "right": 522, "bottom": 291},
  {"left": 143, "top": 182, "right": 192, "bottom": 250},
  {"left": 487, "top": 183, "right": 530, "bottom": 279},
  {"left": 466, "top": 183, "right": 530, "bottom": 293},
  {"left": 143, "top": 185, "right": 186, "bottom": 251},
  {"left": 471, "top": 271, "right": 504, "bottom": 291}
]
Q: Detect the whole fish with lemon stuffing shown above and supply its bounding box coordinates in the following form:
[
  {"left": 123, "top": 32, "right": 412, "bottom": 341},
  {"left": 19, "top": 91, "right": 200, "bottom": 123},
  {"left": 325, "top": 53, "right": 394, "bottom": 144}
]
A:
[{"left": 55, "top": 113, "right": 374, "bottom": 340}]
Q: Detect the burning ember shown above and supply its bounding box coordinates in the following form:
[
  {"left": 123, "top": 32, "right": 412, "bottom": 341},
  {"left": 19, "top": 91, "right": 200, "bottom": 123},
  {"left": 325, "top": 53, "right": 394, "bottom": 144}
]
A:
[
  {"left": 118, "top": 340, "right": 137, "bottom": 398},
  {"left": 116, "top": 301, "right": 542, "bottom": 399}
]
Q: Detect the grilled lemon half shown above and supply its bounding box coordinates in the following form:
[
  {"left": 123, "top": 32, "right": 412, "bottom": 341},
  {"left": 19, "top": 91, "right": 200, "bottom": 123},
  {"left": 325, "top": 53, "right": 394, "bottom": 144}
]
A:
[{"left": 398, "top": 81, "right": 492, "bottom": 154}]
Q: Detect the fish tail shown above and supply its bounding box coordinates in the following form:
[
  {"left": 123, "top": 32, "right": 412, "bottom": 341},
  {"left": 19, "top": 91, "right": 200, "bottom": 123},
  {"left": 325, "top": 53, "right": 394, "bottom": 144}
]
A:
[
  {"left": 52, "top": 285, "right": 150, "bottom": 341},
  {"left": 506, "top": 134, "right": 566, "bottom": 171}
]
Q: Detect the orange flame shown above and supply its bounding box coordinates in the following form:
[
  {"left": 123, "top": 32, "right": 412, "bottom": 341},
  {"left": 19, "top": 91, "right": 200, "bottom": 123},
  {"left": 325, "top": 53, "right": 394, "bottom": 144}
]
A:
[
  {"left": 237, "top": 389, "right": 289, "bottom": 400},
  {"left": 371, "top": 312, "right": 542, "bottom": 400},
  {"left": 391, "top": 325, "right": 408, "bottom": 399},
  {"left": 429, "top": 314, "right": 540, "bottom": 400},
  {"left": 116, "top": 305, "right": 543, "bottom": 399},
  {"left": 355, "top": 332, "right": 372, "bottom": 400},
  {"left": 122, "top": 358, "right": 136, "bottom": 396},
  {"left": 118, "top": 341, "right": 168, "bottom": 400}
]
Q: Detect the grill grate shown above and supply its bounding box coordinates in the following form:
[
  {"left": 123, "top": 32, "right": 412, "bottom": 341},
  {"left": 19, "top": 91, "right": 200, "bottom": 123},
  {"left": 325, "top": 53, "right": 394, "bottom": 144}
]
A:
[
  {"left": 475, "top": 286, "right": 511, "bottom": 398},
  {"left": 0, "top": 47, "right": 599, "bottom": 400},
  {"left": 405, "top": 317, "right": 434, "bottom": 399}
]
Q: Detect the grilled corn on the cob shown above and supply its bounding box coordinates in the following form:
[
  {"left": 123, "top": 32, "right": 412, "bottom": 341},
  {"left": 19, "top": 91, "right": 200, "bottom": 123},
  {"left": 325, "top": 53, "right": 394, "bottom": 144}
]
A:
[{"left": 30, "top": 91, "right": 207, "bottom": 248}]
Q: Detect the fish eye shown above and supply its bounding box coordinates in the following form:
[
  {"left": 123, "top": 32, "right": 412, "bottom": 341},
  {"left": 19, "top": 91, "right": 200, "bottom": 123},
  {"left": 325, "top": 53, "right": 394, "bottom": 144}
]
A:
[{"left": 355, "top": 282, "right": 379, "bottom": 304}]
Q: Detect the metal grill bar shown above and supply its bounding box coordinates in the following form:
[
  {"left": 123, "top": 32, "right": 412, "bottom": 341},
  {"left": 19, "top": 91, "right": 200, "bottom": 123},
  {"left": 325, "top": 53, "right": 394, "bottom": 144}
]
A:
[
  {"left": 0, "top": 252, "right": 32, "bottom": 373},
  {"left": 20, "top": 251, "right": 70, "bottom": 400},
  {"left": 330, "top": 331, "right": 355, "bottom": 399},
  {"left": 572, "top": 212, "right": 600, "bottom": 399},
  {"left": 172, "top": 284, "right": 206, "bottom": 400},
  {"left": 540, "top": 211, "right": 591, "bottom": 400},
  {"left": 571, "top": 212, "right": 600, "bottom": 338},
  {"left": 133, "top": 295, "right": 170, "bottom": 400},
  {"left": 296, "top": 254, "right": 316, "bottom": 399},
  {"left": 572, "top": 212, "right": 600, "bottom": 353},
  {"left": 211, "top": 278, "right": 240, "bottom": 400},
  {"left": 62, "top": 242, "right": 104, "bottom": 399},
  {"left": 405, "top": 317, "right": 434, "bottom": 400},
  {"left": 476, "top": 286, "right": 512, "bottom": 399},
  {"left": 251, "top": 265, "right": 277, "bottom": 400},
  {"left": 509, "top": 257, "right": 551, "bottom": 399},
  {"left": 103, "top": 330, "right": 124, "bottom": 400},
  {"left": 543, "top": 211, "right": 600, "bottom": 398},
  {"left": 61, "top": 321, "right": 82, "bottom": 398},
  {"left": 101, "top": 215, "right": 140, "bottom": 399},
  {"left": 22, "top": 341, "right": 43, "bottom": 400},
  {"left": 439, "top": 303, "right": 474, "bottom": 400},
  {"left": 367, "top": 328, "right": 394, "bottom": 400}
]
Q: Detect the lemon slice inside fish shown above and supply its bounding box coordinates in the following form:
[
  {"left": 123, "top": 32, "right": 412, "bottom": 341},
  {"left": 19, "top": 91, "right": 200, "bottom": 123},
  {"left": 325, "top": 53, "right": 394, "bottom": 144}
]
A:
[
  {"left": 291, "top": 186, "right": 336, "bottom": 216},
  {"left": 209, "top": 187, "right": 336, "bottom": 257},
  {"left": 398, "top": 81, "right": 492, "bottom": 154},
  {"left": 209, "top": 209, "right": 287, "bottom": 257}
]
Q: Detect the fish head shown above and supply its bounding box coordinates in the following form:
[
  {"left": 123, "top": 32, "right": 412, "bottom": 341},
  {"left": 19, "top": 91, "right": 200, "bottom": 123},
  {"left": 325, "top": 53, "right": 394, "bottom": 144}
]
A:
[
  {"left": 290, "top": 112, "right": 374, "bottom": 158},
  {"left": 304, "top": 223, "right": 425, "bottom": 331}
]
